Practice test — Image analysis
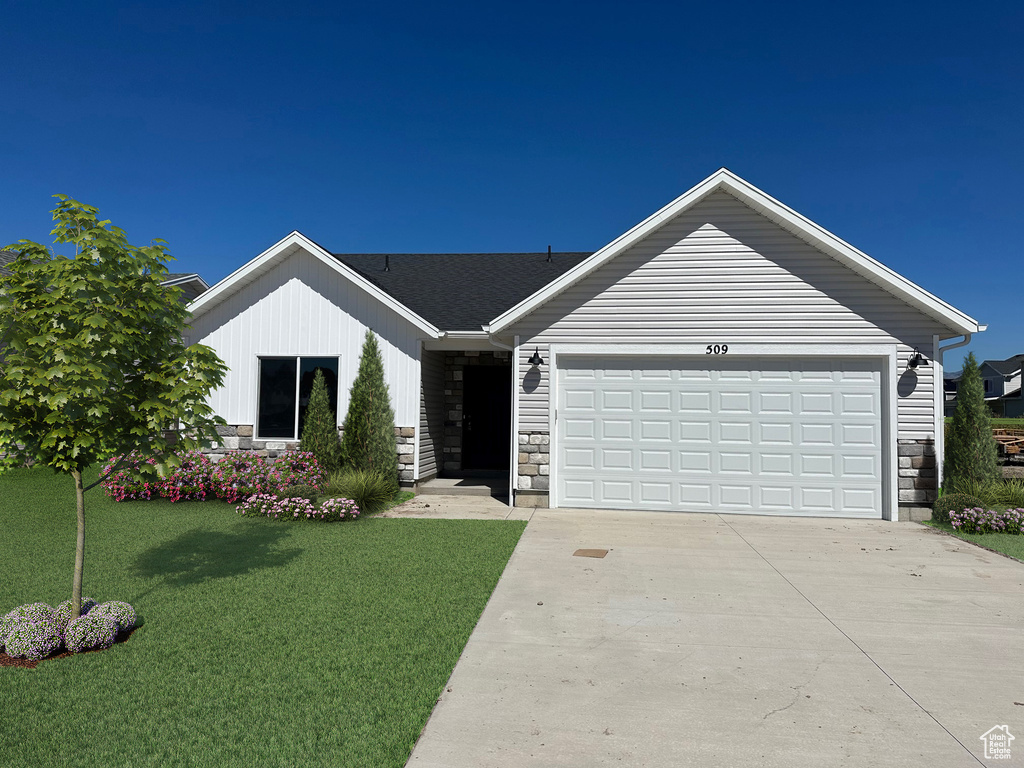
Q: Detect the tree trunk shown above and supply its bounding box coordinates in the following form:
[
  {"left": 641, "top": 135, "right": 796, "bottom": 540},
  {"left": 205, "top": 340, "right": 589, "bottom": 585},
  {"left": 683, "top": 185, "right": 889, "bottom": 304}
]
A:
[{"left": 71, "top": 468, "right": 85, "bottom": 620}]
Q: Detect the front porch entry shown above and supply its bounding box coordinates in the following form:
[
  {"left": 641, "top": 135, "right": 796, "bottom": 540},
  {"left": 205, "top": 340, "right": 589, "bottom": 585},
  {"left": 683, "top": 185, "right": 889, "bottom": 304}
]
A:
[{"left": 419, "top": 348, "right": 512, "bottom": 497}]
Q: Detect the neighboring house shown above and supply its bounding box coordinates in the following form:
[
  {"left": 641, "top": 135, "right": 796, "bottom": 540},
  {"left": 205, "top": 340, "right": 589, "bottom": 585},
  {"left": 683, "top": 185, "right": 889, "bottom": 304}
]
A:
[
  {"left": 186, "top": 169, "right": 984, "bottom": 521},
  {"left": 0, "top": 253, "right": 207, "bottom": 303},
  {"left": 944, "top": 354, "right": 1024, "bottom": 417},
  {"left": 161, "top": 273, "right": 209, "bottom": 303}
]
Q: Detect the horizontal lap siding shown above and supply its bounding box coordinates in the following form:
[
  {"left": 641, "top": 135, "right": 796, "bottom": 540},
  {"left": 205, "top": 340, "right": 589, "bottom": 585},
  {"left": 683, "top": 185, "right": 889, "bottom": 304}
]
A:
[
  {"left": 512, "top": 191, "right": 944, "bottom": 442},
  {"left": 418, "top": 349, "right": 445, "bottom": 480},
  {"left": 188, "top": 249, "right": 422, "bottom": 428}
]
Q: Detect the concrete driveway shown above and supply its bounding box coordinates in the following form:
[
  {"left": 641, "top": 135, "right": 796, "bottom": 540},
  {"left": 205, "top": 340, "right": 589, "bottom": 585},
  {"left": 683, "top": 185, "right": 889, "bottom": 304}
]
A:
[{"left": 407, "top": 509, "right": 1024, "bottom": 767}]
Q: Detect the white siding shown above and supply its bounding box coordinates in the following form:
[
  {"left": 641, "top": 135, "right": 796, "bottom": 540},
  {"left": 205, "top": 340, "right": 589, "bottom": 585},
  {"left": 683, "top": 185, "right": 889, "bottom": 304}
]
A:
[
  {"left": 510, "top": 191, "right": 946, "bottom": 442},
  {"left": 188, "top": 249, "right": 423, "bottom": 429},
  {"left": 418, "top": 348, "right": 445, "bottom": 480}
]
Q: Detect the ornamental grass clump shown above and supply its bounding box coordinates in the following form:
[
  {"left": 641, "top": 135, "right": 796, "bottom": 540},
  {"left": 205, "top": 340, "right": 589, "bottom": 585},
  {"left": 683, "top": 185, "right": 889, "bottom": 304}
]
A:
[
  {"left": 4, "top": 617, "right": 64, "bottom": 660},
  {"left": 89, "top": 601, "right": 137, "bottom": 632},
  {"left": 949, "top": 507, "right": 1024, "bottom": 535},
  {"left": 54, "top": 597, "right": 98, "bottom": 630},
  {"left": 64, "top": 613, "right": 119, "bottom": 653}
]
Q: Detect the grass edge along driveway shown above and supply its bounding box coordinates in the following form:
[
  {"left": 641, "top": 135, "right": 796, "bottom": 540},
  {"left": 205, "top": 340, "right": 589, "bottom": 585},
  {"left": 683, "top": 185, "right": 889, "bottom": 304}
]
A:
[{"left": 0, "top": 468, "right": 525, "bottom": 768}]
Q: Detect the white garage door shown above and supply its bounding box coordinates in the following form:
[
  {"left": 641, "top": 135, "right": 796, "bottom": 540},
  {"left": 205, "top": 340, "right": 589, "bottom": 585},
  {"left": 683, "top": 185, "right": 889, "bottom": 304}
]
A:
[{"left": 555, "top": 356, "right": 884, "bottom": 518}]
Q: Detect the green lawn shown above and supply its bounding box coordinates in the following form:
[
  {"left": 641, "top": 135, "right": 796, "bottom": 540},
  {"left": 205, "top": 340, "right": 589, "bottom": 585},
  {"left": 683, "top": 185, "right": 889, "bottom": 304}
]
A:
[
  {"left": 923, "top": 520, "right": 1024, "bottom": 562},
  {"left": 0, "top": 468, "right": 525, "bottom": 768}
]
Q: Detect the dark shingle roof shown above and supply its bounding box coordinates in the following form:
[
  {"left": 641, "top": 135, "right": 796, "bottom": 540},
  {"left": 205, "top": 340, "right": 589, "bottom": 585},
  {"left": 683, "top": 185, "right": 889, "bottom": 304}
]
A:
[
  {"left": 334, "top": 252, "right": 593, "bottom": 331},
  {"left": 985, "top": 354, "right": 1024, "bottom": 376},
  {"left": 0, "top": 250, "right": 17, "bottom": 277}
]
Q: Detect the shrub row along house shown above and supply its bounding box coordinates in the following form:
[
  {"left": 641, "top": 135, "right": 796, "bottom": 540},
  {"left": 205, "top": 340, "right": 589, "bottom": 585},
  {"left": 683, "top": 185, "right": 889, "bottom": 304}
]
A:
[{"left": 171, "top": 171, "right": 981, "bottom": 519}]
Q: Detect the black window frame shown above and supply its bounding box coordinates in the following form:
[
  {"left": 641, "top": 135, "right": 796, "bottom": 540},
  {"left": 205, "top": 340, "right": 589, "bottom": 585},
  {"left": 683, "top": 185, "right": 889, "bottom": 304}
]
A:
[{"left": 256, "top": 355, "right": 340, "bottom": 440}]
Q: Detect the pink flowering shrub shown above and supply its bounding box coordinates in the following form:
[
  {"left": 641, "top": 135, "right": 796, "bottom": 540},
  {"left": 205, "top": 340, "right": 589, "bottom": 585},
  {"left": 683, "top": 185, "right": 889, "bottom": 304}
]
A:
[
  {"left": 209, "top": 452, "right": 272, "bottom": 502},
  {"left": 319, "top": 497, "right": 361, "bottom": 521},
  {"left": 237, "top": 494, "right": 361, "bottom": 522},
  {"left": 266, "top": 451, "right": 325, "bottom": 492},
  {"left": 102, "top": 448, "right": 325, "bottom": 504},
  {"left": 100, "top": 451, "right": 158, "bottom": 501},
  {"left": 160, "top": 451, "right": 215, "bottom": 502},
  {"left": 949, "top": 507, "right": 1024, "bottom": 535}
]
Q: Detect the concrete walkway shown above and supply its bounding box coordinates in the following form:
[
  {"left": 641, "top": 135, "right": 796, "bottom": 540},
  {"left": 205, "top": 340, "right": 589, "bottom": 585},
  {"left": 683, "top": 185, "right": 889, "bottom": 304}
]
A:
[{"left": 406, "top": 506, "right": 1024, "bottom": 767}]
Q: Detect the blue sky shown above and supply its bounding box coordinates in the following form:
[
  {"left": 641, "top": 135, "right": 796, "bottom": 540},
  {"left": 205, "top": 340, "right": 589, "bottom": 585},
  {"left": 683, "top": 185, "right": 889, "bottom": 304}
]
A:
[{"left": 2, "top": 0, "right": 1020, "bottom": 369}]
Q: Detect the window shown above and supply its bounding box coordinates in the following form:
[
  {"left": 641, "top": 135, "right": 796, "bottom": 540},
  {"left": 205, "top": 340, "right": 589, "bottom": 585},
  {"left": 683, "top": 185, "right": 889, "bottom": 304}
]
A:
[
  {"left": 985, "top": 379, "right": 992, "bottom": 393},
  {"left": 257, "top": 357, "right": 339, "bottom": 439}
]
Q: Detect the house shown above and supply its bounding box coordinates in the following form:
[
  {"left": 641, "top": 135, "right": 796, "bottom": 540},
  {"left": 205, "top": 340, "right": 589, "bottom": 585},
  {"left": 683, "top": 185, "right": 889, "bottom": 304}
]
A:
[
  {"left": 0, "top": 252, "right": 209, "bottom": 303},
  {"left": 944, "top": 354, "right": 1024, "bottom": 417},
  {"left": 185, "top": 169, "right": 984, "bottom": 520}
]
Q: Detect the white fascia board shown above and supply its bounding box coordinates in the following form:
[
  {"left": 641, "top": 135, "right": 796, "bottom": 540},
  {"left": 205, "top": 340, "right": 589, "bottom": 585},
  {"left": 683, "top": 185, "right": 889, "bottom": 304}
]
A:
[
  {"left": 187, "top": 231, "right": 441, "bottom": 337},
  {"left": 486, "top": 168, "right": 982, "bottom": 336},
  {"left": 161, "top": 273, "right": 210, "bottom": 290}
]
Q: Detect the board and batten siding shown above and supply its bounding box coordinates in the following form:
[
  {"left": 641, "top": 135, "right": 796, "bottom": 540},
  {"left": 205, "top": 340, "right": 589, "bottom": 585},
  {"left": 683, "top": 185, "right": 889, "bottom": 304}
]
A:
[
  {"left": 187, "top": 248, "right": 422, "bottom": 429},
  {"left": 509, "top": 190, "right": 947, "bottom": 442},
  {"left": 418, "top": 348, "right": 446, "bottom": 480}
]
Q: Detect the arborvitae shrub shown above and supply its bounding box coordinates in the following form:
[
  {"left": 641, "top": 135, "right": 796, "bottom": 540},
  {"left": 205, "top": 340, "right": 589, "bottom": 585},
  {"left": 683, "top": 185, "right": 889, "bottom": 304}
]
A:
[
  {"left": 944, "top": 353, "right": 999, "bottom": 487},
  {"left": 300, "top": 368, "right": 342, "bottom": 474},
  {"left": 340, "top": 331, "right": 398, "bottom": 494}
]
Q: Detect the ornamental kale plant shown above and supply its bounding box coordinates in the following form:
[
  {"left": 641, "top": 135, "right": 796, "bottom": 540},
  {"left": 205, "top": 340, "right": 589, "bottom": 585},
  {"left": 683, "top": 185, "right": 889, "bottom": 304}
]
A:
[
  {"left": 64, "top": 614, "right": 119, "bottom": 653},
  {"left": 5, "top": 617, "right": 64, "bottom": 660},
  {"left": 54, "top": 597, "right": 98, "bottom": 630},
  {"left": 1, "top": 603, "right": 57, "bottom": 650},
  {"left": 89, "top": 601, "right": 137, "bottom": 632}
]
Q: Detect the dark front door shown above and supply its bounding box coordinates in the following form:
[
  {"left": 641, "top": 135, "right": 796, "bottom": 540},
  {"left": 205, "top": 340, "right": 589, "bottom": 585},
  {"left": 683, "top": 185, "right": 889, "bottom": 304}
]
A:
[{"left": 462, "top": 366, "right": 512, "bottom": 470}]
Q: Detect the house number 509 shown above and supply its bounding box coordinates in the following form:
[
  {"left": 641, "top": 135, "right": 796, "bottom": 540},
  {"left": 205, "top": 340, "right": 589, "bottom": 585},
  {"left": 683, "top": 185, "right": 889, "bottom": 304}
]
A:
[{"left": 705, "top": 344, "right": 728, "bottom": 354}]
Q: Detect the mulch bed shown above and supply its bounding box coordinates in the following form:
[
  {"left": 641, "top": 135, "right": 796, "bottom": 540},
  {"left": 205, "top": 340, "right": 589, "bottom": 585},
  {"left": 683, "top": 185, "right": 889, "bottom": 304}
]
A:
[{"left": 1, "top": 627, "right": 138, "bottom": 669}]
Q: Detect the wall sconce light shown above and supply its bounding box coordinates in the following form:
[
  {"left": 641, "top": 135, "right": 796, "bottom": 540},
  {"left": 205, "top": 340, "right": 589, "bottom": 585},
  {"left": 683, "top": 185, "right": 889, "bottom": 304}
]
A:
[
  {"left": 908, "top": 348, "right": 928, "bottom": 369},
  {"left": 528, "top": 348, "right": 545, "bottom": 367}
]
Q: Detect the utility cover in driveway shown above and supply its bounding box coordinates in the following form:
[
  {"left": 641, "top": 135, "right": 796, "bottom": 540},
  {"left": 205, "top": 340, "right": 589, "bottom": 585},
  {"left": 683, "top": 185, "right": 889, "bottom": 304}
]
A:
[{"left": 555, "top": 356, "right": 883, "bottom": 517}]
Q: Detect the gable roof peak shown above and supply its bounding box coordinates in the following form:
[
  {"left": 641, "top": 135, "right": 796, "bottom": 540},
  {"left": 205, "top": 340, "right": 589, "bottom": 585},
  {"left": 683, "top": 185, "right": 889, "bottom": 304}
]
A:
[{"left": 485, "top": 170, "right": 982, "bottom": 336}]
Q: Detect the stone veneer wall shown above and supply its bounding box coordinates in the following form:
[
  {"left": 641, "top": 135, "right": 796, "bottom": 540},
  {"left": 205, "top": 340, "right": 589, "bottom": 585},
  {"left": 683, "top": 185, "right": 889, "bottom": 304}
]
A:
[
  {"left": 205, "top": 424, "right": 416, "bottom": 485},
  {"left": 517, "top": 431, "right": 550, "bottom": 492},
  {"left": 898, "top": 438, "right": 937, "bottom": 505},
  {"left": 443, "top": 350, "right": 510, "bottom": 473}
]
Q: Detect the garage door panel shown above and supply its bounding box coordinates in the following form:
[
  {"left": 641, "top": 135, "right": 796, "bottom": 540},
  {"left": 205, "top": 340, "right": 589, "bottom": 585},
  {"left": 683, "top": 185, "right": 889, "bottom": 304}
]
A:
[{"left": 556, "top": 356, "right": 884, "bottom": 518}]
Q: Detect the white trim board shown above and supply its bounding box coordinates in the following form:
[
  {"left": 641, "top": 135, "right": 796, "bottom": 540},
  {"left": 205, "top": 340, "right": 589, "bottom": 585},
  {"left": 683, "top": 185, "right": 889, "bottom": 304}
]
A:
[{"left": 486, "top": 169, "right": 982, "bottom": 337}]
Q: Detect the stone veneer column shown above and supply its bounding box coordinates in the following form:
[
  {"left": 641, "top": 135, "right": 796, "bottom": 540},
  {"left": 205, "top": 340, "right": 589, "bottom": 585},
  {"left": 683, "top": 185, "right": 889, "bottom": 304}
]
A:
[
  {"left": 897, "top": 439, "right": 937, "bottom": 505},
  {"left": 395, "top": 426, "right": 415, "bottom": 484},
  {"left": 516, "top": 431, "right": 550, "bottom": 507}
]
